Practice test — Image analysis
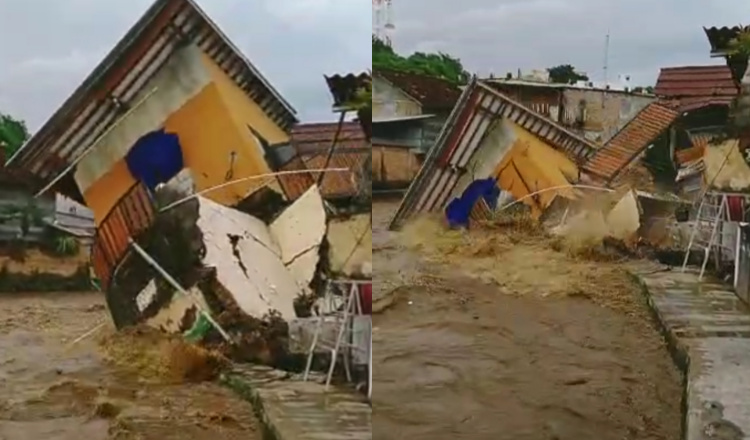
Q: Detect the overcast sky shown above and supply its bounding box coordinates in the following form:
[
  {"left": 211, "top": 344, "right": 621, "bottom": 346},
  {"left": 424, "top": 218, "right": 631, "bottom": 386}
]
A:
[
  {"left": 0, "top": 0, "right": 371, "bottom": 131},
  {"left": 389, "top": 0, "right": 750, "bottom": 86}
]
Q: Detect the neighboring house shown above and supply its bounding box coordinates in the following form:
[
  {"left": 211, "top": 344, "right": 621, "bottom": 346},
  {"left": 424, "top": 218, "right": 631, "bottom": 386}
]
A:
[
  {"left": 7, "top": 0, "right": 297, "bottom": 227},
  {"left": 372, "top": 69, "right": 461, "bottom": 151},
  {"left": 0, "top": 171, "right": 95, "bottom": 251},
  {"left": 484, "top": 78, "right": 656, "bottom": 143},
  {"left": 268, "top": 73, "right": 372, "bottom": 201},
  {"left": 0, "top": 172, "right": 55, "bottom": 242},
  {"left": 50, "top": 195, "right": 96, "bottom": 244},
  {"left": 275, "top": 122, "right": 369, "bottom": 200},
  {"left": 371, "top": 69, "right": 461, "bottom": 189},
  {"left": 654, "top": 65, "right": 737, "bottom": 114},
  {"left": 654, "top": 65, "right": 736, "bottom": 156}
]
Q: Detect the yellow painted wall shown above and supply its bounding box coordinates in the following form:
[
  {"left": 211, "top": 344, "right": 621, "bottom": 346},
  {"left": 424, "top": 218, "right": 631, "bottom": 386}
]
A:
[
  {"left": 201, "top": 53, "right": 289, "bottom": 145},
  {"left": 83, "top": 158, "right": 136, "bottom": 224},
  {"left": 195, "top": 54, "right": 290, "bottom": 200},
  {"left": 164, "top": 83, "right": 262, "bottom": 206},
  {"left": 494, "top": 123, "right": 579, "bottom": 218},
  {"left": 83, "top": 55, "right": 292, "bottom": 221}
]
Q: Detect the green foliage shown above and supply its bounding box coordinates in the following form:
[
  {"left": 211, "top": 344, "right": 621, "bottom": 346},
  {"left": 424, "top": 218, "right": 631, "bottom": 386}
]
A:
[
  {"left": 344, "top": 77, "right": 372, "bottom": 112},
  {"left": 0, "top": 200, "right": 45, "bottom": 237},
  {"left": 727, "top": 31, "right": 750, "bottom": 58},
  {"left": 54, "top": 235, "right": 80, "bottom": 256},
  {"left": 0, "top": 114, "right": 29, "bottom": 160},
  {"left": 547, "top": 64, "right": 589, "bottom": 84},
  {"left": 632, "top": 86, "right": 655, "bottom": 94},
  {"left": 372, "top": 36, "right": 469, "bottom": 84}
]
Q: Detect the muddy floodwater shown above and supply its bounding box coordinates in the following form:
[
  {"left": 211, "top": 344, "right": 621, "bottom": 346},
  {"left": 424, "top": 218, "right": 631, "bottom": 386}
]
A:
[
  {"left": 372, "top": 200, "right": 683, "bottom": 440},
  {"left": 0, "top": 292, "right": 260, "bottom": 440}
]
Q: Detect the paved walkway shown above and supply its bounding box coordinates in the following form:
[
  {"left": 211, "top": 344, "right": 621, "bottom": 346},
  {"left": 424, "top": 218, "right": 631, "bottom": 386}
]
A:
[
  {"left": 224, "top": 365, "right": 371, "bottom": 440},
  {"left": 636, "top": 267, "right": 750, "bottom": 440}
]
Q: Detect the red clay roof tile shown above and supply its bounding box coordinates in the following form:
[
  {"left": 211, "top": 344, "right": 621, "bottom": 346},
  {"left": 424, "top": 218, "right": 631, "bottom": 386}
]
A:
[
  {"left": 375, "top": 69, "right": 461, "bottom": 111},
  {"left": 290, "top": 122, "right": 367, "bottom": 155},
  {"left": 583, "top": 103, "right": 679, "bottom": 184},
  {"left": 654, "top": 65, "right": 737, "bottom": 111}
]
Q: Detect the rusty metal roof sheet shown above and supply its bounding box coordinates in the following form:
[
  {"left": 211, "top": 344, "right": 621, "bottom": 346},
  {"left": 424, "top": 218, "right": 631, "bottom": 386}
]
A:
[
  {"left": 375, "top": 69, "right": 461, "bottom": 111},
  {"left": 7, "top": 0, "right": 297, "bottom": 188},
  {"left": 654, "top": 65, "right": 737, "bottom": 111},
  {"left": 583, "top": 103, "right": 679, "bottom": 184},
  {"left": 704, "top": 26, "right": 750, "bottom": 53},
  {"left": 703, "top": 26, "right": 750, "bottom": 84},
  {"left": 325, "top": 72, "right": 371, "bottom": 108},
  {"left": 290, "top": 122, "right": 367, "bottom": 156}
]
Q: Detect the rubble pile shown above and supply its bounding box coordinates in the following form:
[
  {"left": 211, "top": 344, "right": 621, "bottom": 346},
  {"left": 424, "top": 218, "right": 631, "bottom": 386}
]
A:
[{"left": 106, "top": 169, "right": 371, "bottom": 367}]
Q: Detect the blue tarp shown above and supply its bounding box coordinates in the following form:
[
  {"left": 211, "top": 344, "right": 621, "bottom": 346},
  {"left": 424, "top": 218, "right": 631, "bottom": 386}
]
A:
[
  {"left": 125, "top": 130, "right": 184, "bottom": 191},
  {"left": 445, "top": 177, "right": 500, "bottom": 229}
]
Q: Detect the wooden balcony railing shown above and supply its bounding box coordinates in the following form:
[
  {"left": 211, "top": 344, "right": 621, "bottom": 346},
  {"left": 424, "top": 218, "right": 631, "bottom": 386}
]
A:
[{"left": 91, "top": 182, "right": 155, "bottom": 289}]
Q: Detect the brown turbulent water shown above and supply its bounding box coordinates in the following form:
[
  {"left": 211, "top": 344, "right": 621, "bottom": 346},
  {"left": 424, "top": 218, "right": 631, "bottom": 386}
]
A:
[
  {"left": 0, "top": 291, "right": 261, "bottom": 440},
  {"left": 372, "top": 199, "right": 682, "bottom": 440}
]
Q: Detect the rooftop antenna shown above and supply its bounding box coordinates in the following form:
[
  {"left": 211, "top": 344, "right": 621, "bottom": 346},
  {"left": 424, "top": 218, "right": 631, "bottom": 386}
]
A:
[
  {"left": 373, "top": 0, "right": 395, "bottom": 46},
  {"left": 603, "top": 31, "right": 610, "bottom": 106}
]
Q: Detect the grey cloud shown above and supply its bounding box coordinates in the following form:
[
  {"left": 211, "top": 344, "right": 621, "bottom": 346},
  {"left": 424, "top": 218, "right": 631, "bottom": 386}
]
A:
[
  {"left": 391, "top": 0, "right": 750, "bottom": 87},
  {"left": 0, "top": 0, "right": 371, "bottom": 130}
]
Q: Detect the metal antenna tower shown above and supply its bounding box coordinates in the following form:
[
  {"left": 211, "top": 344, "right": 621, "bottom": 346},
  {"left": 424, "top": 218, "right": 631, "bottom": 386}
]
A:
[
  {"left": 603, "top": 32, "right": 610, "bottom": 87},
  {"left": 372, "top": 0, "right": 394, "bottom": 46}
]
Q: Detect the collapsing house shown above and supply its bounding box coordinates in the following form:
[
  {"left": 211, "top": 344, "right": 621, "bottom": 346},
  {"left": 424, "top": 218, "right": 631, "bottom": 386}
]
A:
[
  {"left": 388, "top": 77, "right": 691, "bottom": 249},
  {"left": 6, "top": 0, "right": 372, "bottom": 368}
]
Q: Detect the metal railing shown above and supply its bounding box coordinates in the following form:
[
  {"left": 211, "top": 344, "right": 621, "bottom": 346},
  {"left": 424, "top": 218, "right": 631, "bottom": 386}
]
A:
[{"left": 91, "top": 182, "right": 156, "bottom": 289}]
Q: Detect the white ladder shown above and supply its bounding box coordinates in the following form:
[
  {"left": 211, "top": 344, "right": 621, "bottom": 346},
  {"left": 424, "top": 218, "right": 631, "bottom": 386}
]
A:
[
  {"left": 681, "top": 193, "right": 729, "bottom": 280},
  {"left": 303, "top": 280, "right": 369, "bottom": 394}
]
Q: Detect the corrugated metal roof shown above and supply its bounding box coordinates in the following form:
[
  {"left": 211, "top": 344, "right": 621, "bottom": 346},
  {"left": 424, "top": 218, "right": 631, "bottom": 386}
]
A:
[
  {"left": 703, "top": 26, "right": 750, "bottom": 85},
  {"left": 324, "top": 73, "right": 371, "bottom": 109},
  {"left": 654, "top": 65, "right": 737, "bottom": 111},
  {"left": 7, "top": 0, "right": 298, "bottom": 188},
  {"left": 582, "top": 103, "right": 679, "bottom": 184},
  {"left": 375, "top": 69, "right": 461, "bottom": 111},
  {"left": 704, "top": 26, "right": 750, "bottom": 54},
  {"left": 388, "top": 79, "right": 599, "bottom": 229},
  {"left": 290, "top": 122, "right": 367, "bottom": 155}
]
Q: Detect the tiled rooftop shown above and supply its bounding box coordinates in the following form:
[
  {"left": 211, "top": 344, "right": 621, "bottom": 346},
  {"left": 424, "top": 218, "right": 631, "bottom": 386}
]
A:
[
  {"left": 375, "top": 69, "right": 461, "bottom": 111},
  {"left": 654, "top": 65, "right": 737, "bottom": 111},
  {"left": 583, "top": 102, "right": 679, "bottom": 183},
  {"left": 290, "top": 122, "right": 367, "bottom": 155},
  {"left": 279, "top": 122, "right": 369, "bottom": 200}
]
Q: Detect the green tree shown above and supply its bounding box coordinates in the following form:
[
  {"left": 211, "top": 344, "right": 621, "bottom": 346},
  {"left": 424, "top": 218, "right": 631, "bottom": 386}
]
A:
[
  {"left": 547, "top": 64, "right": 589, "bottom": 84},
  {"left": 372, "top": 36, "right": 469, "bottom": 84},
  {"left": 726, "top": 31, "right": 750, "bottom": 133},
  {"left": 0, "top": 114, "right": 29, "bottom": 161}
]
